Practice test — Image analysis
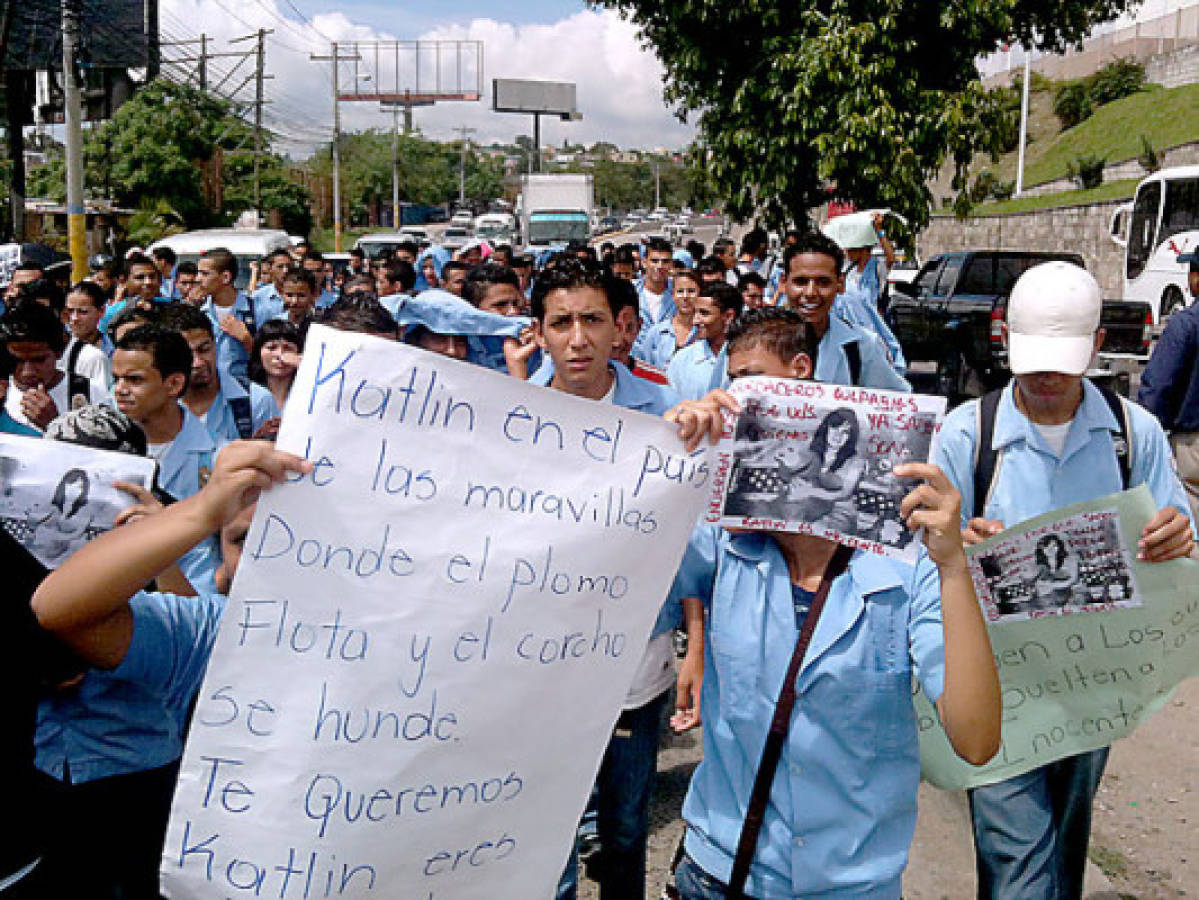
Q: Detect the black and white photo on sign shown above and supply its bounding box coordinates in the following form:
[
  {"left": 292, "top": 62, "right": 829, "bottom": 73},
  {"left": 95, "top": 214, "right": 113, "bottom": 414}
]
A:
[
  {"left": 970, "top": 509, "right": 1141, "bottom": 623},
  {"left": 0, "top": 434, "right": 156, "bottom": 569},
  {"left": 710, "top": 378, "right": 946, "bottom": 560}
]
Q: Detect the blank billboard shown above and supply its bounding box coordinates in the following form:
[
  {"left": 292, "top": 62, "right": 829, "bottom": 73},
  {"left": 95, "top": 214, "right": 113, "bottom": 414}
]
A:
[{"left": 493, "top": 79, "right": 576, "bottom": 115}]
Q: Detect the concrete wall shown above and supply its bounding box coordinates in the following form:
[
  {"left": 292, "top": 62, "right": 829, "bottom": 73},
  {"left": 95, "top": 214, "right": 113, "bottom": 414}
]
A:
[
  {"left": 918, "top": 199, "right": 1128, "bottom": 296},
  {"left": 1146, "top": 43, "right": 1199, "bottom": 88}
]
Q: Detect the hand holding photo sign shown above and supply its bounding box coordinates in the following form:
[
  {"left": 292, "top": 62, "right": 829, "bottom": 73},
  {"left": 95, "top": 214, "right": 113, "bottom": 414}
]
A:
[
  {"left": 161, "top": 326, "right": 711, "bottom": 899},
  {"left": 0, "top": 434, "right": 156, "bottom": 569},
  {"left": 704, "top": 377, "right": 946, "bottom": 560},
  {"left": 918, "top": 485, "right": 1199, "bottom": 790}
]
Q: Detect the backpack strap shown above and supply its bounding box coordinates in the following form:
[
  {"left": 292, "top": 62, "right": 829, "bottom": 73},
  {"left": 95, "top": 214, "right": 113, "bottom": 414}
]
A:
[
  {"left": 844, "top": 340, "right": 862, "bottom": 387},
  {"left": 1095, "top": 382, "right": 1133, "bottom": 490},
  {"left": 229, "top": 394, "right": 254, "bottom": 440},
  {"left": 238, "top": 292, "right": 257, "bottom": 335},
  {"left": 66, "top": 341, "right": 91, "bottom": 410},
  {"left": 972, "top": 388, "right": 1005, "bottom": 520}
]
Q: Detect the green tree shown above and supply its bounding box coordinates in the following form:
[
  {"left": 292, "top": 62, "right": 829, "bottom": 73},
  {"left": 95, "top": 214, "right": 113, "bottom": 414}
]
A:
[{"left": 590, "top": 0, "right": 1137, "bottom": 227}]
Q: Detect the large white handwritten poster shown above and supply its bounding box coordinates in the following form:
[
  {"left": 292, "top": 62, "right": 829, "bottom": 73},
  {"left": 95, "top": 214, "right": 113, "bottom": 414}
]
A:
[{"left": 161, "top": 326, "right": 711, "bottom": 899}]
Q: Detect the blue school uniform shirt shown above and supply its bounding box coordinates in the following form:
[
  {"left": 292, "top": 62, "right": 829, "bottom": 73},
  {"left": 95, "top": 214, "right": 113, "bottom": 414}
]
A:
[
  {"left": 635, "top": 278, "right": 675, "bottom": 349},
  {"left": 35, "top": 589, "right": 226, "bottom": 782},
  {"left": 818, "top": 312, "right": 911, "bottom": 392},
  {"left": 201, "top": 292, "right": 272, "bottom": 384},
  {"left": 669, "top": 526, "right": 945, "bottom": 899},
  {"left": 636, "top": 318, "right": 696, "bottom": 369},
  {"left": 199, "top": 371, "right": 280, "bottom": 442},
  {"left": 251, "top": 283, "right": 287, "bottom": 322},
  {"left": 934, "top": 380, "right": 1195, "bottom": 535},
  {"left": 156, "top": 406, "right": 225, "bottom": 594},
  {"left": 667, "top": 339, "right": 728, "bottom": 401},
  {"left": 834, "top": 288, "right": 907, "bottom": 375}
]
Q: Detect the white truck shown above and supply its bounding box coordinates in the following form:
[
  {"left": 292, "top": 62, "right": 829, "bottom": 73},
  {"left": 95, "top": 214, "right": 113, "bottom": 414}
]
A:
[
  {"left": 517, "top": 174, "right": 594, "bottom": 254},
  {"left": 1109, "top": 165, "right": 1199, "bottom": 324}
]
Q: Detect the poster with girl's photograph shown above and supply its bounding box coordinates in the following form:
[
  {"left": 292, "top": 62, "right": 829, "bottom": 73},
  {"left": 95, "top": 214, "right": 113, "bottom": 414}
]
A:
[
  {"left": 968, "top": 508, "right": 1142, "bottom": 623},
  {"left": 0, "top": 434, "right": 156, "bottom": 569},
  {"left": 704, "top": 377, "right": 946, "bottom": 561}
]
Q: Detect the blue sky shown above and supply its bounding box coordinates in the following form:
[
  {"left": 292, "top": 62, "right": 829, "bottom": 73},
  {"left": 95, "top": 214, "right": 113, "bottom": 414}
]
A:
[{"left": 164, "top": 0, "right": 695, "bottom": 154}]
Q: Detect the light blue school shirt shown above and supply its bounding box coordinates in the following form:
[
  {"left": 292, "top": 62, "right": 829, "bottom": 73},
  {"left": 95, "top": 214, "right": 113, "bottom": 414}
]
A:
[
  {"left": 636, "top": 318, "right": 696, "bottom": 369},
  {"left": 201, "top": 292, "right": 272, "bottom": 384},
  {"left": 250, "top": 283, "right": 286, "bottom": 322},
  {"left": 157, "top": 406, "right": 225, "bottom": 594},
  {"left": 834, "top": 288, "right": 907, "bottom": 375},
  {"left": 669, "top": 527, "right": 945, "bottom": 899},
  {"left": 35, "top": 589, "right": 225, "bottom": 782},
  {"left": 667, "top": 339, "right": 728, "bottom": 402},
  {"left": 198, "top": 372, "right": 280, "bottom": 442},
  {"left": 817, "top": 313, "right": 911, "bottom": 392},
  {"left": 934, "top": 380, "right": 1195, "bottom": 534}
]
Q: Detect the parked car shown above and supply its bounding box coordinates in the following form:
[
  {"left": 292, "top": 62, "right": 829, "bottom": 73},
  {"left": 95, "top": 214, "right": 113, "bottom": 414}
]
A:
[
  {"left": 451, "top": 210, "right": 474, "bottom": 227},
  {"left": 597, "top": 216, "right": 622, "bottom": 234},
  {"left": 354, "top": 230, "right": 428, "bottom": 259},
  {"left": 888, "top": 251, "right": 1151, "bottom": 402},
  {"left": 441, "top": 226, "right": 472, "bottom": 252},
  {"left": 150, "top": 228, "right": 291, "bottom": 291}
]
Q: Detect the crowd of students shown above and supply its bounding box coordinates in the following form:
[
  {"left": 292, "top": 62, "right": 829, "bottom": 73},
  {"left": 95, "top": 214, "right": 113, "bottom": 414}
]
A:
[{"left": 1, "top": 224, "right": 1193, "bottom": 900}]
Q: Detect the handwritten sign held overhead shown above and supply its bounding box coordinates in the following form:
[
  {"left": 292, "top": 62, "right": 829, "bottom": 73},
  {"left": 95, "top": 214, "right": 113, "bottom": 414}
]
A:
[
  {"left": 161, "top": 326, "right": 712, "bottom": 899},
  {"left": 705, "top": 377, "right": 945, "bottom": 560}
]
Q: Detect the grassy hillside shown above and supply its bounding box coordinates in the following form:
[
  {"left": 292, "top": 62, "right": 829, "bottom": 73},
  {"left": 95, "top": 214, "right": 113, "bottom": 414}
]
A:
[
  {"left": 971, "top": 178, "right": 1139, "bottom": 216},
  {"left": 981, "top": 82, "right": 1199, "bottom": 190}
]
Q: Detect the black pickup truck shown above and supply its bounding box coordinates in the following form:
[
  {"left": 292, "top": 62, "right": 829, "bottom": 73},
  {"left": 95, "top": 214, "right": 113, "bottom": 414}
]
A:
[{"left": 886, "top": 251, "right": 1151, "bottom": 401}]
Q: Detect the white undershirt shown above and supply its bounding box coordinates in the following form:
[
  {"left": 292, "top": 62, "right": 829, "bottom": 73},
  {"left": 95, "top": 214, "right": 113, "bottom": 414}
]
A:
[
  {"left": 1033, "top": 420, "right": 1072, "bottom": 456},
  {"left": 642, "top": 288, "right": 665, "bottom": 322}
]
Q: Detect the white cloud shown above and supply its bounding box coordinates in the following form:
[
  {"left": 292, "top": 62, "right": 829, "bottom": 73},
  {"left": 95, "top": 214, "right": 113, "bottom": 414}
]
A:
[{"left": 159, "top": 1, "right": 694, "bottom": 156}]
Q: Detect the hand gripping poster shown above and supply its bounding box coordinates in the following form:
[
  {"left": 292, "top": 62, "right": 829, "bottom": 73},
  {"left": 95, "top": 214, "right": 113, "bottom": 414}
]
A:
[
  {"left": 704, "top": 377, "right": 946, "bottom": 560},
  {"left": 161, "top": 326, "right": 712, "bottom": 900}
]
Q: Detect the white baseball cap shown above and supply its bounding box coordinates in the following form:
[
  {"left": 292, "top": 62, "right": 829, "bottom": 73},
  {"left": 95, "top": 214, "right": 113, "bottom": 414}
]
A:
[{"left": 1006, "top": 261, "right": 1101, "bottom": 376}]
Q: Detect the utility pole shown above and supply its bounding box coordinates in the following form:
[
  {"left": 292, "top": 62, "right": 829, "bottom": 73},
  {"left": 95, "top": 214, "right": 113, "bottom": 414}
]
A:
[
  {"left": 62, "top": 0, "right": 87, "bottom": 280},
  {"left": 455, "top": 125, "right": 476, "bottom": 208},
  {"left": 653, "top": 161, "right": 661, "bottom": 209},
  {"left": 311, "top": 42, "right": 358, "bottom": 251},
  {"left": 1015, "top": 50, "right": 1031, "bottom": 197},
  {"left": 253, "top": 28, "right": 266, "bottom": 213},
  {"left": 198, "top": 33, "right": 208, "bottom": 91},
  {"left": 386, "top": 104, "right": 400, "bottom": 227}
]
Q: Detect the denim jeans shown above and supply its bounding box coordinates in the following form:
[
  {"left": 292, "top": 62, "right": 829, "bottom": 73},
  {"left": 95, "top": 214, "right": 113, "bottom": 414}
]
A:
[
  {"left": 969, "top": 747, "right": 1110, "bottom": 900},
  {"left": 674, "top": 853, "right": 734, "bottom": 899},
  {"left": 556, "top": 691, "right": 668, "bottom": 900}
]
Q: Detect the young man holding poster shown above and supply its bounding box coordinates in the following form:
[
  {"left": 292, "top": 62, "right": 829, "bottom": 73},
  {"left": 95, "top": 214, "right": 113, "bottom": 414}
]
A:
[
  {"left": 660, "top": 307, "right": 1003, "bottom": 899},
  {"left": 933, "top": 261, "right": 1195, "bottom": 900},
  {"left": 530, "top": 259, "right": 685, "bottom": 900}
]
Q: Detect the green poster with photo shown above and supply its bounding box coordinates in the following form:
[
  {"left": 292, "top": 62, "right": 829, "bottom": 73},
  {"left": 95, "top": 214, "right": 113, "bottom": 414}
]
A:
[{"left": 917, "top": 485, "right": 1199, "bottom": 789}]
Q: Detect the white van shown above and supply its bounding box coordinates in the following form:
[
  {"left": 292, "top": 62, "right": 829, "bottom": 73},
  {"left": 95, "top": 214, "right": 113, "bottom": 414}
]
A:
[
  {"left": 355, "top": 230, "right": 428, "bottom": 258},
  {"left": 150, "top": 228, "right": 292, "bottom": 291}
]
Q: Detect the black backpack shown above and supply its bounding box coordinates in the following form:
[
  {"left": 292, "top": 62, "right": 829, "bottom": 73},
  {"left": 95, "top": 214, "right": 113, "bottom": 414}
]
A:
[
  {"left": 65, "top": 341, "right": 92, "bottom": 411},
  {"left": 971, "top": 382, "right": 1132, "bottom": 519}
]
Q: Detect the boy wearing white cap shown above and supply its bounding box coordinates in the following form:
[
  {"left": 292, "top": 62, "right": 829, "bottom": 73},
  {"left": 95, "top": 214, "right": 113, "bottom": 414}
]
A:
[{"left": 933, "top": 260, "right": 1194, "bottom": 900}]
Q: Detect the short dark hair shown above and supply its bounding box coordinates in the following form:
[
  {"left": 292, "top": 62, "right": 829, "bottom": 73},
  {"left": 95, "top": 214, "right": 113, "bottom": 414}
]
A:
[
  {"left": 0, "top": 299, "right": 68, "bottom": 351},
  {"left": 106, "top": 304, "right": 160, "bottom": 341},
  {"left": 396, "top": 241, "right": 419, "bottom": 258},
  {"left": 343, "top": 274, "right": 376, "bottom": 295},
  {"left": 696, "top": 256, "right": 726, "bottom": 279},
  {"left": 381, "top": 259, "right": 417, "bottom": 293},
  {"left": 349, "top": 247, "right": 365, "bottom": 259},
  {"left": 303, "top": 249, "right": 325, "bottom": 264},
  {"left": 114, "top": 324, "right": 193, "bottom": 391},
  {"left": 612, "top": 245, "right": 637, "bottom": 266},
  {"left": 740, "top": 228, "right": 768, "bottom": 256},
  {"left": 737, "top": 271, "right": 767, "bottom": 290},
  {"left": 268, "top": 248, "right": 293, "bottom": 265},
  {"left": 712, "top": 237, "right": 735, "bottom": 257},
  {"left": 249, "top": 320, "right": 304, "bottom": 386},
  {"left": 282, "top": 267, "right": 318, "bottom": 293},
  {"left": 203, "top": 247, "right": 239, "bottom": 279},
  {"left": 159, "top": 301, "right": 215, "bottom": 338},
  {"left": 441, "top": 260, "right": 469, "bottom": 279},
  {"left": 316, "top": 296, "right": 398, "bottom": 337},
  {"left": 645, "top": 237, "right": 672, "bottom": 256},
  {"left": 672, "top": 268, "right": 702, "bottom": 291},
  {"left": 18, "top": 278, "right": 65, "bottom": 313},
  {"left": 685, "top": 240, "right": 705, "bottom": 260},
  {"left": 604, "top": 274, "right": 639, "bottom": 319},
  {"left": 152, "top": 246, "right": 177, "bottom": 265},
  {"left": 700, "top": 281, "right": 744, "bottom": 317},
  {"left": 67, "top": 281, "right": 107, "bottom": 309},
  {"left": 462, "top": 262, "right": 519, "bottom": 307},
  {"left": 13, "top": 261, "right": 44, "bottom": 276},
  {"left": 782, "top": 231, "right": 844, "bottom": 276},
  {"left": 125, "top": 252, "right": 159, "bottom": 275},
  {"left": 530, "top": 258, "right": 612, "bottom": 321},
  {"left": 726, "top": 306, "right": 818, "bottom": 368},
  {"left": 175, "top": 260, "right": 198, "bottom": 277}
]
